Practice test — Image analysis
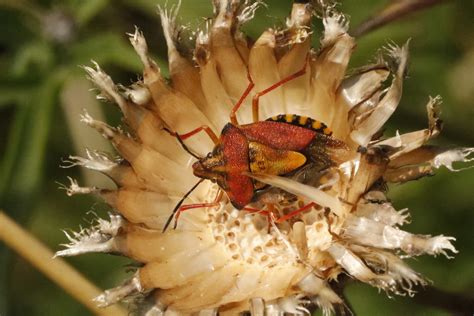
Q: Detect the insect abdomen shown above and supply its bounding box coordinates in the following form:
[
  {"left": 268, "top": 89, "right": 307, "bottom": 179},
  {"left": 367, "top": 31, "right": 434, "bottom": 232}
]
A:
[{"left": 267, "top": 114, "right": 332, "bottom": 136}]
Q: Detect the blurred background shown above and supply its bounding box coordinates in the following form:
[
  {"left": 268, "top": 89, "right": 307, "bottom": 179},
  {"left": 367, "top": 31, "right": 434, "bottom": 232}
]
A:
[{"left": 0, "top": 0, "right": 473, "bottom": 315}]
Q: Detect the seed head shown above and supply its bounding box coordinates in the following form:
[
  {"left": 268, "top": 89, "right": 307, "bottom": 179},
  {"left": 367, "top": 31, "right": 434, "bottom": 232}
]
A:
[{"left": 57, "top": 1, "right": 473, "bottom": 315}]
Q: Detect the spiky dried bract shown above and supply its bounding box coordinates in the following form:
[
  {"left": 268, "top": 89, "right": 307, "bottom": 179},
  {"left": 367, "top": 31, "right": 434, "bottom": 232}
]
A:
[{"left": 57, "top": 1, "right": 472, "bottom": 315}]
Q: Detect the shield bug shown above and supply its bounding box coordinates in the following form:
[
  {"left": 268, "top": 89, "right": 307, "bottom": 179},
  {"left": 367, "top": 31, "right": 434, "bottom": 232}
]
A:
[{"left": 163, "top": 59, "right": 351, "bottom": 231}]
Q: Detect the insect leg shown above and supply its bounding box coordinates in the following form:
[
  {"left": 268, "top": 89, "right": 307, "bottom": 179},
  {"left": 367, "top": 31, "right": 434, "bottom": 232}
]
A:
[
  {"left": 179, "top": 125, "right": 219, "bottom": 144},
  {"left": 165, "top": 125, "right": 219, "bottom": 145},
  {"left": 243, "top": 200, "right": 317, "bottom": 225},
  {"left": 274, "top": 202, "right": 317, "bottom": 223},
  {"left": 171, "top": 190, "right": 224, "bottom": 230},
  {"left": 243, "top": 206, "right": 268, "bottom": 214},
  {"left": 172, "top": 202, "right": 221, "bottom": 228},
  {"left": 242, "top": 206, "right": 274, "bottom": 232},
  {"left": 229, "top": 72, "right": 255, "bottom": 125},
  {"left": 251, "top": 57, "right": 309, "bottom": 122}
]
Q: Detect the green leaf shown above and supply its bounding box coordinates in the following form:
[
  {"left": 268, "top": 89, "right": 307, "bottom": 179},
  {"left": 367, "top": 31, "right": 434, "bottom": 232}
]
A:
[
  {"left": 72, "top": 0, "right": 110, "bottom": 27},
  {"left": 11, "top": 40, "right": 55, "bottom": 78},
  {"left": 0, "top": 84, "right": 34, "bottom": 108},
  {"left": 123, "top": 0, "right": 212, "bottom": 20},
  {"left": 69, "top": 31, "right": 167, "bottom": 75},
  {"left": 121, "top": 0, "right": 158, "bottom": 15},
  {"left": 69, "top": 32, "right": 146, "bottom": 72},
  {"left": 0, "top": 101, "right": 29, "bottom": 201},
  {"left": 0, "top": 68, "right": 69, "bottom": 204}
]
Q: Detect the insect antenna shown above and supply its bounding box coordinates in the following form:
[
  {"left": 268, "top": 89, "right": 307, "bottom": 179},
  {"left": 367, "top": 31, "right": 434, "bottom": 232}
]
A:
[
  {"left": 162, "top": 178, "right": 205, "bottom": 233},
  {"left": 163, "top": 127, "right": 202, "bottom": 159}
]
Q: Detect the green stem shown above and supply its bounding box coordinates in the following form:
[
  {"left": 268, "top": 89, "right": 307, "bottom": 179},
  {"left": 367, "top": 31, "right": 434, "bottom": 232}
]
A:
[{"left": 351, "top": 0, "right": 450, "bottom": 38}]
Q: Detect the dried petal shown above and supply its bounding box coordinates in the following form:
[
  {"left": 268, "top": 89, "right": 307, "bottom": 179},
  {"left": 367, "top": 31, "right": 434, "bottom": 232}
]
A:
[{"left": 350, "top": 41, "right": 410, "bottom": 146}]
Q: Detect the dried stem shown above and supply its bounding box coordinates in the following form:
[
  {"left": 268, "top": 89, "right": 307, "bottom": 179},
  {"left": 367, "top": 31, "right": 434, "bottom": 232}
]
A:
[
  {"left": 0, "top": 211, "right": 127, "bottom": 316},
  {"left": 351, "top": 0, "right": 450, "bottom": 38}
]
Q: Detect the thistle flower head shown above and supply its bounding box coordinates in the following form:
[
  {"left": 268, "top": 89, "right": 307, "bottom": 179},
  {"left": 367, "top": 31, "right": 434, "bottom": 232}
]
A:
[{"left": 57, "top": 1, "right": 473, "bottom": 315}]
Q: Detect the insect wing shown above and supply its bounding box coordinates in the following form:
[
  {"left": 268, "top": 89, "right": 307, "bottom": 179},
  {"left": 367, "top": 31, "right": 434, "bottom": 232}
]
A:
[
  {"left": 221, "top": 124, "right": 254, "bottom": 209},
  {"left": 239, "top": 121, "right": 316, "bottom": 151}
]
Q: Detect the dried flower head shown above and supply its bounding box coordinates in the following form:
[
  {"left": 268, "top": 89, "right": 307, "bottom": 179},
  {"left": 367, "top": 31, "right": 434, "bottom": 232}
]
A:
[{"left": 57, "top": 1, "right": 473, "bottom": 315}]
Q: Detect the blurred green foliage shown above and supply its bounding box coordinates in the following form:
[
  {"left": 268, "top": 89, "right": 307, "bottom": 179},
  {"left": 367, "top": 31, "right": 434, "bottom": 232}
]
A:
[{"left": 0, "top": 0, "right": 473, "bottom": 315}]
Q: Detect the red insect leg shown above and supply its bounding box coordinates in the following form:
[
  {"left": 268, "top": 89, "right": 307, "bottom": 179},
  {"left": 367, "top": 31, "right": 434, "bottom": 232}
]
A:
[
  {"left": 251, "top": 57, "right": 308, "bottom": 122},
  {"left": 243, "top": 206, "right": 272, "bottom": 218},
  {"left": 243, "top": 202, "right": 318, "bottom": 228},
  {"left": 274, "top": 202, "right": 317, "bottom": 223},
  {"left": 243, "top": 206, "right": 274, "bottom": 232},
  {"left": 229, "top": 55, "right": 307, "bottom": 125},
  {"left": 173, "top": 190, "right": 224, "bottom": 228},
  {"left": 229, "top": 72, "right": 255, "bottom": 125},
  {"left": 178, "top": 125, "right": 219, "bottom": 145}
]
